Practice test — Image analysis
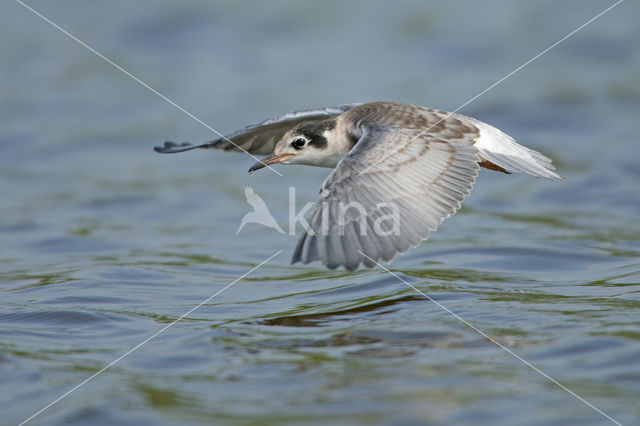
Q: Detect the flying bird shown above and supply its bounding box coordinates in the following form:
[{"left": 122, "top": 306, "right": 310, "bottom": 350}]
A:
[
  {"left": 155, "top": 101, "right": 561, "bottom": 271},
  {"left": 236, "top": 186, "right": 285, "bottom": 235}
]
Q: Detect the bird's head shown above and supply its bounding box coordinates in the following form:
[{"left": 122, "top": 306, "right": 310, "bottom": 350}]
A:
[{"left": 249, "top": 120, "right": 342, "bottom": 173}]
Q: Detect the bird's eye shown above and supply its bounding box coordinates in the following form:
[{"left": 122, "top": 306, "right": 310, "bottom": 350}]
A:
[{"left": 291, "top": 137, "right": 307, "bottom": 150}]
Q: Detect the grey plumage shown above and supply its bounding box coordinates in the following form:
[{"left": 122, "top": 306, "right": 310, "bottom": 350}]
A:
[
  {"left": 291, "top": 126, "right": 480, "bottom": 271},
  {"left": 155, "top": 104, "right": 359, "bottom": 155},
  {"left": 155, "top": 101, "right": 562, "bottom": 271}
]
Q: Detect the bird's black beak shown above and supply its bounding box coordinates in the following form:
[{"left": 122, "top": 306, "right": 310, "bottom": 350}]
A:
[{"left": 248, "top": 153, "right": 295, "bottom": 174}]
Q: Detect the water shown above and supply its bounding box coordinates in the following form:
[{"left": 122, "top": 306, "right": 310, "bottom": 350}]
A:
[{"left": 2, "top": 0, "right": 639, "bottom": 424}]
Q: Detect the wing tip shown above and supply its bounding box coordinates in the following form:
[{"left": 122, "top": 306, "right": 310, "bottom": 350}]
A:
[
  {"left": 291, "top": 233, "right": 308, "bottom": 265},
  {"left": 153, "top": 141, "right": 194, "bottom": 154}
]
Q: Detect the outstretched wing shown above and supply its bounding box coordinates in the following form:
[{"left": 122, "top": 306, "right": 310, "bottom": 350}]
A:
[
  {"left": 291, "top": 125, "right": 480, "bottom": 271},
  {"left": 154, "top": 104, "right": 360, "bottom": 155}
]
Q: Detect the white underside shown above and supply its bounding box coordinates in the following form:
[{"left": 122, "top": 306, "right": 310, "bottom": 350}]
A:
[{"left": 470, "top": 119, "right": 561, "bottom": 180}]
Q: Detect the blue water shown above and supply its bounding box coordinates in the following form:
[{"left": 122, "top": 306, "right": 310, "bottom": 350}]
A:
[{"left": 2, "top": 1, "right": 639, "bottom": 424}]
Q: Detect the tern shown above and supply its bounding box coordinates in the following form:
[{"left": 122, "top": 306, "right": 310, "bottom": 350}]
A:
[{"left": 155, "top": 101, "right": 561, "bottom": 271}]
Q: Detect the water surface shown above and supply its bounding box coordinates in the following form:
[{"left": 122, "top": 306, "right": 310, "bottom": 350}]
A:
[{"left": 2, "top": 1, "right": 639, "bottom": 424}]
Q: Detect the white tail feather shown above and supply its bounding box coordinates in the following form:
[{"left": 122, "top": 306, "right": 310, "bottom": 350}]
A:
[{"left": 470, "top": 119, "right": 562, "bottom": 180}]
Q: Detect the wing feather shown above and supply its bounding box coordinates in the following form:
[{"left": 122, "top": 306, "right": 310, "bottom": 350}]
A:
[
  {"left": 291, "top": 125, "right": 480, "bottom": 270},
  {"left": 155, "top": 104, "right": 360, "bottom": 155}
]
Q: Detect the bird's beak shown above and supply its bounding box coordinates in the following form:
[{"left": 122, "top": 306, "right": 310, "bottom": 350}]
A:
[{"left": 248, "top": 153, "right": 295, "bottom": 173}]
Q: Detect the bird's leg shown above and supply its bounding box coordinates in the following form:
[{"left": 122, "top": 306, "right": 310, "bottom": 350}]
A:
[{"left": 478, "top": 160, "right": 511, "bottom": 174}]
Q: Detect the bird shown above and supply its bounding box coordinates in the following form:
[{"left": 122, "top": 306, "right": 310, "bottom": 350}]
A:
[
  {"left": 236, "top": 186, "right": 285, "bottom": 235},
  {"left": 155, "top": 101, "right": 561, "bottom": 271}
]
